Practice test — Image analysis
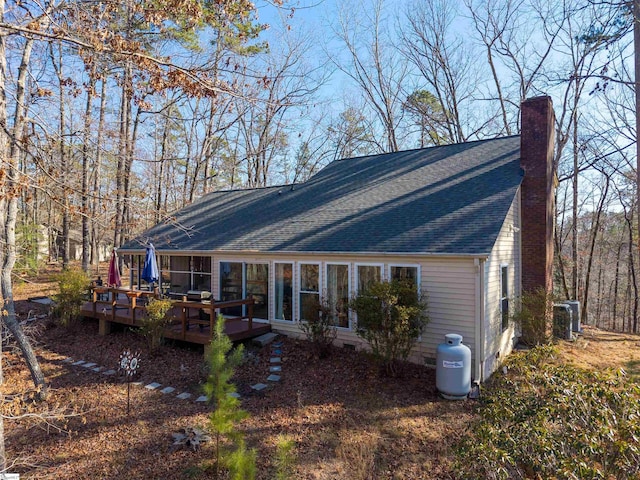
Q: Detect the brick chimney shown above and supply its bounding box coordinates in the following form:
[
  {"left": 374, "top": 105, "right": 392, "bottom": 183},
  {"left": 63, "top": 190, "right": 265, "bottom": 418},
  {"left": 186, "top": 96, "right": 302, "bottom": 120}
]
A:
[{"left": 520, "top": 96, "right": 555, "bottom": 295}]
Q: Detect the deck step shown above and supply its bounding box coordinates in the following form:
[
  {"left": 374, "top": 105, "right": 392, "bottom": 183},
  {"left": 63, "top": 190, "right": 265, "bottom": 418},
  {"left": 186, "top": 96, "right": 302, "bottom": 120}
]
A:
[{"left": 252, "top": 332, "right": 279, "bottom": 347}]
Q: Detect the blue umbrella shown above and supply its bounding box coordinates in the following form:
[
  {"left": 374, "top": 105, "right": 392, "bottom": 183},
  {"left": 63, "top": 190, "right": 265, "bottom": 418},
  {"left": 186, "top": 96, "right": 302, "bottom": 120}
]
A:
[{"left": 141, "top": 243, "right": 159, "bottom": 285}]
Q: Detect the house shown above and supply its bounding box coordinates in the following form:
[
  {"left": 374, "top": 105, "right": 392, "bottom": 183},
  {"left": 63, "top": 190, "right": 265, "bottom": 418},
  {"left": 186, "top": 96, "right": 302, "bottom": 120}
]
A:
[{"left": 119, "top": 96, "right": 555, "bottom": 382}]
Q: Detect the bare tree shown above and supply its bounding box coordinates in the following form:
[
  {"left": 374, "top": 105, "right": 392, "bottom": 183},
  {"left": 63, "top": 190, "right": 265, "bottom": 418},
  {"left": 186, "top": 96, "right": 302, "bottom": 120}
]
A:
[{"left": 330, "top": 0, "right": 408, "bottom": 152}]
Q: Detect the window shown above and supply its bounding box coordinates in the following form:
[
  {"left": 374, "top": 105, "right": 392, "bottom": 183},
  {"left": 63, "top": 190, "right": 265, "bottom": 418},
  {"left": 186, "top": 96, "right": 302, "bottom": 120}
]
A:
[
  {"left": 169, "top": 256, "right": 191, "bottom": 294},
  {"left": 326, "top": 264, "right": 349, "bottom": 328},
  {"left": 192, "top": 256, "right": 212, "bottom": 292},
  {"left": 299, "top": 263, "right": 320, "bottom": 321},
  {"left": 246, "top": 263, "right": 269, "bottom": 320},
  {"left": 501, "top": 265, "right": 509, "bottom": 330},
  {"left": 220, "top": 262, "right": 243, "bottom": 316},
  {"left": 144, "top": 255, "right": 214, "bottom": 295},
  {"left": 275, "top": 263, "right": 293, "bottom": 321},
  {"left": 219, "top": 262, "right": 269, "bottom": 320},
  {"left": 356, "top": 264, "right": 382, "bottom": 293},
  {"left": 390, "top": 265, "right": 419, "bottom": 285}
]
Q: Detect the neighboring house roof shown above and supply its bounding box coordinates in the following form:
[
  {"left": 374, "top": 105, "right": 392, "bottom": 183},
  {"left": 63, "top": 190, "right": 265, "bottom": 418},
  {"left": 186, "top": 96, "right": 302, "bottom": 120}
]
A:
[{"left": 121, "top": 136, "right": 523, "bottom": 256}]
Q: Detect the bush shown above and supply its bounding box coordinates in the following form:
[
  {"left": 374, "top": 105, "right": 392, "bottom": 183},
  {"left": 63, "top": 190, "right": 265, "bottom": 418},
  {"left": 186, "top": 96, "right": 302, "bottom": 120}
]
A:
[
  {"left": 349, "top": 280, "right": 428, "bottom": 376},
  {"left": 299, "top": 296, "right": 337, "bottom": 359},
  {"left": 512, "top": 287, "right": 555, "bottom": 346},
  {"left": 53, "top": 268, "right": 91, "bottom": 326},
  {"left": 454, "top": 345, "right": 640, "bottom": 479},
  {"left": 140, "top": 298, "right": 173, "bottom": 351}
]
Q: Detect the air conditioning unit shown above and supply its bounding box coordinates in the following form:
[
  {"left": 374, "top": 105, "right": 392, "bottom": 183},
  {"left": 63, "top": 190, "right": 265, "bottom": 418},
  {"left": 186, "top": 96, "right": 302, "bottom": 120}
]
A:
[
  {"left": 564, "top": 300, "right": 581, "bottom": 334},
  {"left": 553, "top": 303, "right": 573, "bottom": 340}
]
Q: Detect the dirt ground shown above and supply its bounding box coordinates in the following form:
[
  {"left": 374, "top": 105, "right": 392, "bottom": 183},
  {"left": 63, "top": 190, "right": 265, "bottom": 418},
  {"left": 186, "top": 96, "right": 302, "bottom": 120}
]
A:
[{"left": 4, "top": 268, "right": 640, "bottom": 479}]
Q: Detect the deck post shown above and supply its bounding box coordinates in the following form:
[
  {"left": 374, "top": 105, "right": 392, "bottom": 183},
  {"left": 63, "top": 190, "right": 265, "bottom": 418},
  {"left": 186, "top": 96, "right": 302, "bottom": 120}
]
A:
[
  {"left": 248, "top": 301, "right": 253, "bottom": 331},
  {"left": 92, "top": 289, "right": 97, "bottom": 318},
  {"left": 209, "top": 302, "right": 215, "bottom": 335},
  {"left": 111, "top": 288, "right": 117, "bottom": 324},
  {"left": 181, "top": 305, "right": 187, "bottom": 341}
]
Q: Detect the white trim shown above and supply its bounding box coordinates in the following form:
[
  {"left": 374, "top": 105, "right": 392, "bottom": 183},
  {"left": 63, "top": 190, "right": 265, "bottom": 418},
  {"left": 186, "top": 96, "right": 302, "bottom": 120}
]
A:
[
  {"left": 388, "top": 263, "right": 421, "bottom": 286},
  {"left": 298, "top": 262, "right": 321, "bottom": 322},
  {"left": 325, "top": 262, "right": 351, "bottom": 330},
  {"left": 354, "top": 263, "right": 384, "bottom": 293},
  {"left": 274, "top": 261, "right": 295, "bottom": 322}
]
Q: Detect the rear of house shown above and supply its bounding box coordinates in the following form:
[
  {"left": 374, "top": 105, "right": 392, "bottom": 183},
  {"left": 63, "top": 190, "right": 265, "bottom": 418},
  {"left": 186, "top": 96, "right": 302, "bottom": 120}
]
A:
[{"left": 119, "top": 96, "right": 556, "bottom": 382}]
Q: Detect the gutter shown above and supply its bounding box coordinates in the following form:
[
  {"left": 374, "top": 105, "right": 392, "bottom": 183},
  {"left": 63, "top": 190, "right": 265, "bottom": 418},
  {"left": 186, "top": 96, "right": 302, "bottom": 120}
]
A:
[{"left": 116, "top": 248, "right": 492, "bottom": 259}]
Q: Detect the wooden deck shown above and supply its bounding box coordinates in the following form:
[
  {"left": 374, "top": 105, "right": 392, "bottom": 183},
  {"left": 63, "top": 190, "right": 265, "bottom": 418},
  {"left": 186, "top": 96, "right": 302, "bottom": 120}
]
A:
[{"left": 81, "top": 287, "right": 271, "bottom": 344}]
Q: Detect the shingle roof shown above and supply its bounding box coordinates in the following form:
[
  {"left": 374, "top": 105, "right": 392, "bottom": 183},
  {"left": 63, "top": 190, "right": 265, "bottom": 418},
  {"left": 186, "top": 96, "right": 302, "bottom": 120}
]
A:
[{"left": 121, "top": 136, "right": 523, "bottom": 256}]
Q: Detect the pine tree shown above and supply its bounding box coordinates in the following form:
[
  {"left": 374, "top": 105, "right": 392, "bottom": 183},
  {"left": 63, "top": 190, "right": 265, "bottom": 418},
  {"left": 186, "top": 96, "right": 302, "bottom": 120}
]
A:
[{"left": 204, "top": 314, "right": 256, "bottom": 479}]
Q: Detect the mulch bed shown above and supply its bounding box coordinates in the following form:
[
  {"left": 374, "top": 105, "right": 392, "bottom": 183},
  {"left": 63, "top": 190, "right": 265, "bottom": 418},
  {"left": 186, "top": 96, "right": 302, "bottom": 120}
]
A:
[{"left": 3, "top": 299, "right": 474, "bottom": 479}]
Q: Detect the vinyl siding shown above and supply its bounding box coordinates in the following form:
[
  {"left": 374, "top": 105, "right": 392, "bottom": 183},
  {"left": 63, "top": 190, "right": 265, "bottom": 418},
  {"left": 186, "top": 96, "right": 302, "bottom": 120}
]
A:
[
  {"left": 482, "top": 190, "right": 521, "bottom": 379},
  {"left": 153, "top": 251, "right": 481, "bottom": 376}
]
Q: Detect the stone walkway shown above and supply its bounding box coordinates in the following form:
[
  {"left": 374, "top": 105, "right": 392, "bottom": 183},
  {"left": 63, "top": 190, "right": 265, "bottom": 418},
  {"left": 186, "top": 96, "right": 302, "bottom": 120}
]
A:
[{"left": 60, "top": 333, "right": 283, "bottom": 404}]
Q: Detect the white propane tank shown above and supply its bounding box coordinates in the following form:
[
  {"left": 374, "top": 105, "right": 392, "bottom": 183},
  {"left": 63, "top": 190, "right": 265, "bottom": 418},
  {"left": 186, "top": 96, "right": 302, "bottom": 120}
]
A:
[{"left": 436, "top": 334, "right": 471, "bottom": 400}]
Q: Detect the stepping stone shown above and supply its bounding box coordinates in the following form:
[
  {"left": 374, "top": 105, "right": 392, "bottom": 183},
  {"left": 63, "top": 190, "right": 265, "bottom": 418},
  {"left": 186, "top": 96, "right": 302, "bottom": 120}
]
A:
[
  {"left": 145, "top": 382, "right": 161, "bottom": 390},
  {"left": 228, "top": 392, "right": 241, "bottom": 399},
  {"left": 92, "top": 366, "right": 104, "bottom": 373},
  {"left": 267, "top": 374, "right": 281, "bottom": 382},
  {"left": 160, "top": 386, "right": 175, "bottom": 394},
  {"left": 195, "top": 395, "right": 208, "bottom": 403},
  {"left": 251, "top": 383, "right": 268, "bottom": 391},
  {"left": 270, "top": 357, "right": 281, "bottom": 364},
  {"left": 176, "top": 392, "right": 192, "bottom": 400},
  {"left": 131, "top": 381, "right": 143, "bottom": 387},
  {"left": 72, "top": 360, "right": 86, "bottom": 366},
  {"left": 272, "top": 349, "right": 282, "bottom": 355},
  {"left": 269, "top": 366, "right": 282, "bottom": 373},
  {"left": 252, "top": 332, "right": 278, "bottom": 347},
  {"left": 102, "top": 369, "right": 116, "bottom": 376},
  {"left": 82, "top": 362, "right": 97, "bottom": 368},
  {"left": 63, "top": 357, "right": 74, "bottom": 363},
  {"left": 273, "top": 341, "right": 283, "bottom": 348}
]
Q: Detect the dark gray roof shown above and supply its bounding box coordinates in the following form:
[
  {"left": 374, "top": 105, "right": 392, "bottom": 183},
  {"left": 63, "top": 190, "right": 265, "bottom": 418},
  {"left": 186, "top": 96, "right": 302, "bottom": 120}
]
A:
[{"left": 121, "top": 136, "right": 523, "bottom": 256}]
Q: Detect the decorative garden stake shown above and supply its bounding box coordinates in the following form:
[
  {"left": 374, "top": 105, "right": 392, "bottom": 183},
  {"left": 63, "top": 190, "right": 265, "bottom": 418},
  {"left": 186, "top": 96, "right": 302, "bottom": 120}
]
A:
[{"left": 119, "top": 350, "right": 141, "bottom": 415}]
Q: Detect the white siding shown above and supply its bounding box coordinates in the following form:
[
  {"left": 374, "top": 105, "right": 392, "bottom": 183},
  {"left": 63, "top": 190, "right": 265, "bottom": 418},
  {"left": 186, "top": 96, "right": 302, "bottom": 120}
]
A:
[
  {"left": 411, "top": 258, "right": 477, "bottom": 372},
  {"left": 168, "top": 252, "right": 482, "bottom": 378},
  {"left": 482, "top": 190, "right": 521, "bottom": 379}
]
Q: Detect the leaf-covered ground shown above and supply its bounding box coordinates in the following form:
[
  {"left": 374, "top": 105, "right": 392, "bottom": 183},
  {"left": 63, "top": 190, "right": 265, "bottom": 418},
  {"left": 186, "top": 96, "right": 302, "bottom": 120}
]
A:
[
  {"left": 5, "top": 271, "right": 474, "bottom": 479},
  {"left": 6, "top": 268, "right": 640, "bottom": 479}
]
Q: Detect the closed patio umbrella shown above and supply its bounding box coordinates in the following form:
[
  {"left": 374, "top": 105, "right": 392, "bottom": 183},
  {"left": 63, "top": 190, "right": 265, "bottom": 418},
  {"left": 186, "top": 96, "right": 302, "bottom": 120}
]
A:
[
  {"left": 141, "top": 242, "right": 159, "bottom": 286},
  {"left": 107, "top": 249, "right": 121, "bottom": 287}
]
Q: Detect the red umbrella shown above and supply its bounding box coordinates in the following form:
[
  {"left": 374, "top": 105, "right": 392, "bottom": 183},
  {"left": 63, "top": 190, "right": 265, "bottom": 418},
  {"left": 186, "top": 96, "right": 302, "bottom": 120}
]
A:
[{"left": 107, "top": 249, "right": 122, "bottom": 287}]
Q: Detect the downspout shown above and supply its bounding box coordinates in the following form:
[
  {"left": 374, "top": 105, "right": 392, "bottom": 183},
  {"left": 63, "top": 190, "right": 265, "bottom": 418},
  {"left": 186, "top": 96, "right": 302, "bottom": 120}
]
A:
[{"left": 474, "top": 258, "right": 486, "bottom": 382}]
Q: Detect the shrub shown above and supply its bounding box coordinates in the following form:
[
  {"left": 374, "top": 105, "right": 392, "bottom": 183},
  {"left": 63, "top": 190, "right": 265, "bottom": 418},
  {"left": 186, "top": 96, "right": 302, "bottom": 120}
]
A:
[
  {"left": 205, "top": 314, "right": 256, "bottom": 480},
  {"left": 454, "top": 345, "right": 640, "bottom": 479},
  {"left": 299, "top": 296, "right": 337, "bottom": 359},
  {"left": 140, "top": 298, "right": 173, "bottom": 351},
  {"left": 52, "top": 268, "right": 90, "bottom": 326},
  {"left": 511, "top": 287, "right": 555, "bottom": 346},
  {"left": 349, "top": 280, "right": 428, "bottom": 376}
]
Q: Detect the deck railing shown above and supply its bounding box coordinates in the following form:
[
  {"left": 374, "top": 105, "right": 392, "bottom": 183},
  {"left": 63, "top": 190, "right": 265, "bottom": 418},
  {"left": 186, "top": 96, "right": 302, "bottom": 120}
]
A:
[{"left": 90, "top": 287, "right": 255, "bottom": 341}]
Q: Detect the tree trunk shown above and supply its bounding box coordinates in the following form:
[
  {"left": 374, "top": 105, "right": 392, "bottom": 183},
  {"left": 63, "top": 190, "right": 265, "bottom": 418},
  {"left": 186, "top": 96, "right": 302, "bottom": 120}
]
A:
[
  {"left": 91, "top": 75, "right": 107, "bottom": 268},
  {"left": 571, "top": 107, "right": 579, "bottom": 301},
  {"left": 613, "top": 240, "right": 623, "bottom": 331},
  {"left": 81, "top": 69, "right": 96, "bottom": 272},
  {"left": 581, "top": 177, "right": 609, "bottom": 325},
  {"left": 51, "top": 45, "right": 70, "bottom": 268},
  {"left": 635, "top": 0, "right": 640, "bottom": 312},
  {"left": 114, "top": 66, "right": 131, "bottom": 249}
]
